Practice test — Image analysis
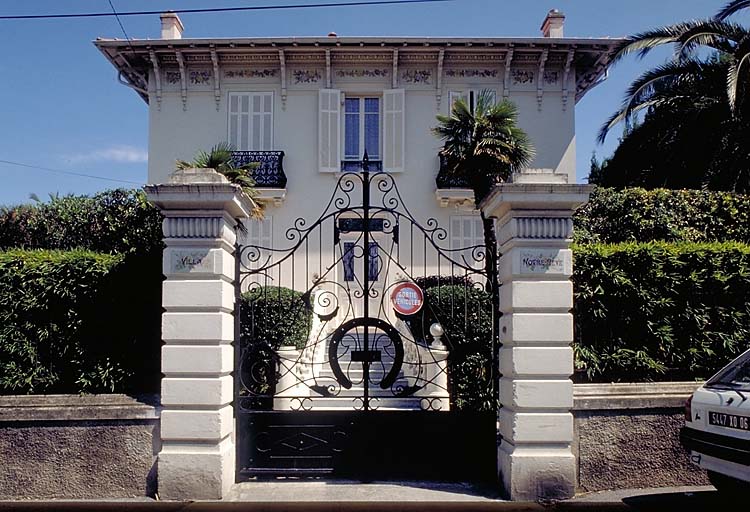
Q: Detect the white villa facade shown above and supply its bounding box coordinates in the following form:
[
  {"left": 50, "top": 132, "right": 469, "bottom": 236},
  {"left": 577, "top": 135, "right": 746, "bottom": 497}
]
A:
[
  {"left": 97, "top": 10, "right": 619, "bottom": 502},
  {"left": 97, "top": 10, "right": 614, "bottom": 260}
]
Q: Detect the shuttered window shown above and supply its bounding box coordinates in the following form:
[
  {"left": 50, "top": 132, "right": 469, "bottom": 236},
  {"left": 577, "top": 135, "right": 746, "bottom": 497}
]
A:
[
  {"left": 383, "top": 89, "right": 405, "bottom": 172},
  {"left": 318, "top": 89, "right": 341, "bottom": 172},
  {"left": 450, "top": 215, "right": 484, "bottom": 267},
  {"left": 448, "top": 89, "right": 497, "bottom": 114},
  {"left": 247, "top": 217, "right": 273, "bottom": 270},
  {"left": 228, "top": 92, "right": 273, "bottom": 150}
]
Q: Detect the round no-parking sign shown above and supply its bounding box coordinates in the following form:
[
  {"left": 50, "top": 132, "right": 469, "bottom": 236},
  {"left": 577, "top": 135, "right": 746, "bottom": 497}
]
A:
[{"left": 391, "top": 282, "right": 424, "bottom": 315}]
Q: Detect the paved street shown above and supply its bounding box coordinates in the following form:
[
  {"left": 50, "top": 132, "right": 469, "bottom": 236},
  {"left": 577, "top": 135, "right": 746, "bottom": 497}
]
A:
[{"left": 0, "top": 484, "right": 736, "bottom": 511}]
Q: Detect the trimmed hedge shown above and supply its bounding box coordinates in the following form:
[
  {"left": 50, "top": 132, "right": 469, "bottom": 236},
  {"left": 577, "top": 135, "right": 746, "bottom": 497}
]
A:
[
  {"left": 407, "top": 281, "right": 494, "bottom": 411},
  {"left": 0, "top": 189, "right": 163, "bottom": 254},
  {"left": 240, "top": 286, "right": 312, "bottom": 350},
  {"left": 574, "top": 187, "right": 750, "bottom": 244},
  {"left": 0, "top": 250, "right": 161, "bottom": 394},
  {"left": 573, "top": 241, "right": 750, "bottom": 382}
]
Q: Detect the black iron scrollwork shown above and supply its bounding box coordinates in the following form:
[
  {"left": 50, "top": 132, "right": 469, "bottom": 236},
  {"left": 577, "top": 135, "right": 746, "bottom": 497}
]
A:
[{"left": 235, "top": 162, "right": 499, "bottom": 413}]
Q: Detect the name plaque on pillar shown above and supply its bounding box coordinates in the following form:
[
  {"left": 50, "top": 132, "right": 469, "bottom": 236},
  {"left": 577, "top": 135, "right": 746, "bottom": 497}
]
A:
[
  {"left": 170, "top": 249, "right": 213, "bottom": 273},
  {"left": 519, "top": 249, "right": 567, "bottom": 274}
]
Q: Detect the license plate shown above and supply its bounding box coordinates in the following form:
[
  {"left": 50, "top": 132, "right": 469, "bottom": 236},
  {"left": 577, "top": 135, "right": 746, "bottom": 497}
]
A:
[{"left": 709, "top": 411, "right": 750, "bottom": 431}]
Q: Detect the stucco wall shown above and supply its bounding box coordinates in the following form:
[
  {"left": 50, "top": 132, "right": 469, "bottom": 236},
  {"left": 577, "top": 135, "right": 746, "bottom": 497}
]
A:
[
  {"left": 573, "top": 383, "right": 709, "bottom": 493},
  {"left": 0, "top": 395, "right": 160, "bottom": 499}
]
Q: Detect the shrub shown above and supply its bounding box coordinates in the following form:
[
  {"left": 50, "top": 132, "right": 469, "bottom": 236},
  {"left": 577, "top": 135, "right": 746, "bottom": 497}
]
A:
[
  {"left": 407, "top": 282, "right": 495, "bottom": 411},
  {"left": 573, "top": 241, "right": 750, "bottom": 382},
  {"left": 574, "top": 187, "right": 750, "bottom": 244},
  {"left": 0, "top": 189, "right": 163, "bottom": 255},
  {"left": 0, "top": 250, "right": 161, "bottom": 394},
  {"left": 240, "top": 286, "right": 312, "bottom": 350}
]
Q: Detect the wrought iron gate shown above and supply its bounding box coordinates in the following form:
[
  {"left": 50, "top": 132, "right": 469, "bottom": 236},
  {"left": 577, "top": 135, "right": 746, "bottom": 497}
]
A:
[{"left": 235, "top": 159, "right": 500, "bottom": 480}]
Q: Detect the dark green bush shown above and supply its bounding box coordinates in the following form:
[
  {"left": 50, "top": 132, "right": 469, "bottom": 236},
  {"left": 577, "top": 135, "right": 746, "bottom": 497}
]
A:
[
  {"left": 0, "top": 250, "right": 161, "bottom": 394},
  {"left": 574, "top": 187, "right": 750, "bottom": 244},
  {"left": 240, "top": 286, "right": 312, "bottom": 350},
  {"left": 407, "top": 282, "right": 495, "bottom": 411},
  {"left": 573, "top": 241, "right": 750, "bottom": 382},
  {"left": 0, "top": 189, "right": 163, "bottom": 255}
]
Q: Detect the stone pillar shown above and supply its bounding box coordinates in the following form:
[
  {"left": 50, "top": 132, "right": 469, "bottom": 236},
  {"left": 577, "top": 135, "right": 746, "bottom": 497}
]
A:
[
  {"left": 481, "top": 183, "right": 592, "bottom": 501},
  {"left": 145, "top": 169, "right": 255, "bottom": 500}
]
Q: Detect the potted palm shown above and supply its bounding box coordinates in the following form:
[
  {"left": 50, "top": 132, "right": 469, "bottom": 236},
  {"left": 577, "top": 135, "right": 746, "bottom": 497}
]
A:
[
  {"left": 432, "top": 90, "right": 535, "bottom": 278},
  {"left": 175, "top": 142, "right": 264, "bottom": 219}
]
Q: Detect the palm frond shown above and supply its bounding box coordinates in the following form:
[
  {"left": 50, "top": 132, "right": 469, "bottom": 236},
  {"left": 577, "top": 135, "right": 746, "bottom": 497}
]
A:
[
  {"left": 716, "top": 0, "right": 750, "bottom": 20},
  {"left": 674, "top": 20, "right": 749, "bottom": 58},
  {"left": 610, "top": 23, "right": 699, "bottom": 65}
]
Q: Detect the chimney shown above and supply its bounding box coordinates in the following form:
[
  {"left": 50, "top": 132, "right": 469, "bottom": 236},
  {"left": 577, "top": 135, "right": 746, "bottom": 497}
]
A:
[
  {"left": 541, "top": 9, "right": 565, "bottom": 38},
  {"left": 160, "top": 12, "right": 184, "bottom": 39}
]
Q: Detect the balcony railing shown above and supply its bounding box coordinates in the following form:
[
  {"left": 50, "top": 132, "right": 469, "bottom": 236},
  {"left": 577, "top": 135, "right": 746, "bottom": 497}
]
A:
[
  {"left": 435, "top": 153, "right": 470, "bottom": 189},
  {"left": 231, "top": 151, "right": 287, "bottom": 188}
]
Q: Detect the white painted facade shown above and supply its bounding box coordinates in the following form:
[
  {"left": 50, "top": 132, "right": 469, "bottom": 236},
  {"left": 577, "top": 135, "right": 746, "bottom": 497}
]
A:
[{"left": 97, "top": 18, "right": 616, "bottom": 277}]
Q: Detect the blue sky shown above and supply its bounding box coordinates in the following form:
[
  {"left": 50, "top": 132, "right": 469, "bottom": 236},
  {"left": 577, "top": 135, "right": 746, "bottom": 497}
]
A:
[{"left": 0, "top": 0, "right": 746, "bottom": 206}]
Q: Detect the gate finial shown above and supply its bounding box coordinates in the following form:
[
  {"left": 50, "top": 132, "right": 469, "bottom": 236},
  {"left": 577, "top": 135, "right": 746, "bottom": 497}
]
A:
[{"left": 362, "top": 150, "right": 370, "bottom": 172}]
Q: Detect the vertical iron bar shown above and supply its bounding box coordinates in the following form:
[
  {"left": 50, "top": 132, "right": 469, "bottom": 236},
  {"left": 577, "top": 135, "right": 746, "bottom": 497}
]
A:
[{"left": 362, "top": 153, "right": 371, "bottom": 411}]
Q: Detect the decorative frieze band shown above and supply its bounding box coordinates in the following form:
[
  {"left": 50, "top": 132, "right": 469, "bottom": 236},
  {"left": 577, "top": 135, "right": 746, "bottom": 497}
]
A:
[
  {"left": 164, "top": 217, "right": 225, "bottom": 239},
  {"left": 514, "top": 217, "right": 573, "bottom": 240}
]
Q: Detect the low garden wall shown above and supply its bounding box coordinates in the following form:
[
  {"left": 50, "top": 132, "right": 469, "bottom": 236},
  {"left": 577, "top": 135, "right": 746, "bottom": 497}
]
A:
[
  {"left": 572, "top": 382, "right": 708, "bottom": 492},
  {"left": 0, "top": 394, "right": 160, "bottom": 499}
]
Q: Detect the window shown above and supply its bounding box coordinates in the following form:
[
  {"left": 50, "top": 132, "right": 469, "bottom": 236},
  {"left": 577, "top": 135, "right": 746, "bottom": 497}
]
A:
[
  {"left": 450, "top": 215, "right": 484, "bottom": 267},
  {"left": 344, "top": 97, "right": 380, "bottom": 161},
  {"left": 228, "top": 92, "right": 273, "bottom": 151},
  {"left": 343, "top": 242, "right": 379, "bottom": 282},
  {"left": 246, "top": 217, "right": 273, "bottom": 270},
  {"left": 448, "top": 89, "right": 497, "bottom": 114}
]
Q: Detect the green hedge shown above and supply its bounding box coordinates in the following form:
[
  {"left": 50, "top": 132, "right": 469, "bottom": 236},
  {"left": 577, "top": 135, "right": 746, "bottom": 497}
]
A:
[
  {"left": 0, "top": 189, "right": 163, "bottom": 254},
  {"left": 574, "top": 187, "right": 750, "bottom": 244},
  {"left": 240, "top": 286, "right": 312, "bottom": 350},
  {"left": 573, "top": 241, "right": 750, "bottom": 382},
  {"left": 0, "top": 250, "right": 161, "bottom": 394},
  {"left": 406, "top": 281, "right": 494, "bottom": 411}
]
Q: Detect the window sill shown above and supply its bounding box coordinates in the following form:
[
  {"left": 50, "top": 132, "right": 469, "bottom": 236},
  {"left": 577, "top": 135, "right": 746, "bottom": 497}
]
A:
[
  {"left": 256, "top": 187, "right": 287, "bottom": 206},
  {"left": 435, "top": 188, "right": 476, "bottom": 210}
]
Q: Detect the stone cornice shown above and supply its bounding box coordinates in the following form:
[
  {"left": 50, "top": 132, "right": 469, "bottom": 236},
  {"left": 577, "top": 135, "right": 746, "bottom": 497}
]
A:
[{"left": 95, "top": 37, "right": 621, "bottom": 104}]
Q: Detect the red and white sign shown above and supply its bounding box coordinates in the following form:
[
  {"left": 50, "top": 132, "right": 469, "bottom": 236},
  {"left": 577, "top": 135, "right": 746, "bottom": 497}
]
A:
[{"left": 391, "top": 282, "right": 424, "bottom": 315}]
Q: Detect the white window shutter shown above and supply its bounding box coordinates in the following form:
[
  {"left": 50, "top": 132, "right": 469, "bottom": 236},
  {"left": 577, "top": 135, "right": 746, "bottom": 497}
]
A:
[
  {"left": 383, "top": 89, "right": 405, "bottom": 173},
  {"left": 448, "top": 90, "right": 467, "bottom": 113},
  {"left": 318, "top": 89, "right": 341, "bottom": 173}
]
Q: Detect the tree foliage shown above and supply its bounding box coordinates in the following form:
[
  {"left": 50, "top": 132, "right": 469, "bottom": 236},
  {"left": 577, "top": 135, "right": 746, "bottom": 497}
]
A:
[
  {"left": 595, "top": 3, "right": 750, "bottom": 192},
  {"left": 432, "top": 90, "right": 534, "bottom": 203}
]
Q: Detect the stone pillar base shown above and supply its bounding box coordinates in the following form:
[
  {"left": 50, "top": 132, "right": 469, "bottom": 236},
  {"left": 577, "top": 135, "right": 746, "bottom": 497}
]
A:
[
  {"left": 498, "top": 441, "right": 576, "bottom": 501},
  {"left": 158, "top": 438, "right": 235, "bottom": 500}
]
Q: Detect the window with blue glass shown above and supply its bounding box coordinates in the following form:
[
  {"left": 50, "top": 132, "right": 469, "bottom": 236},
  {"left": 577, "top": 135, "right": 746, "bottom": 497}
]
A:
[
  {"left": 343, "top": 242, "right": 379, "bottom": 282},
  {"left": 344, "top": 97, "right": 380, "bottom": 169}
]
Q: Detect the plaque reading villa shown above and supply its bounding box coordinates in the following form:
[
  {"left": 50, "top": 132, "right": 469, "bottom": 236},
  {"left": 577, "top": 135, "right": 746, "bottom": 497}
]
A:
[
  {"left": 519, "top": 249, "right": 566, "bottom": 274},
  {"left": 170, "top": 250, "right": 213, "bottom": 273}
]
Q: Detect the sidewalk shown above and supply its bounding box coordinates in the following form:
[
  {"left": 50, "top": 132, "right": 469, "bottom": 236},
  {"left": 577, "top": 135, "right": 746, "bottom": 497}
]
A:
[{"left": 0, "top": 484, "right": 723, "bottom": 511}]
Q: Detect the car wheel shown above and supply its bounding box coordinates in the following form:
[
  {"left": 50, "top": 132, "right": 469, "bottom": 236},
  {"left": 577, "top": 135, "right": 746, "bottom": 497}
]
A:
[{"left": 707, "top": 471, "right": 745, "bottom": 496}]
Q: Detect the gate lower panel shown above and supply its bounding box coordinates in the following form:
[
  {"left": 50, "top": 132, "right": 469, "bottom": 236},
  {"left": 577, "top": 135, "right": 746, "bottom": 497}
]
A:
[{"left": 238, "top": 410, "right": 497, "bottom": 481}]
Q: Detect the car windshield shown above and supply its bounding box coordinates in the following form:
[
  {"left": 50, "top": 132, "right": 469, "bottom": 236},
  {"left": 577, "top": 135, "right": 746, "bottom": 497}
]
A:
[{"left": 706, "top": 349, "right": 750, "bottom": 392}]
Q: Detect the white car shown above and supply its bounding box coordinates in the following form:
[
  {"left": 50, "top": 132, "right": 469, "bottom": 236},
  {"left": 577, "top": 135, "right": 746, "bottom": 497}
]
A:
[{"left": 681, "top": 348, "right": 750, "bottom": 494}]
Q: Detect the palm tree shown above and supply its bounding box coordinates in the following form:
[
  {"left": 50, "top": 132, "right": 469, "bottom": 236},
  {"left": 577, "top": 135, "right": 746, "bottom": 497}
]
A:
[
  {"left": 717, "top": 0, "right": 750, "bottom": 20},
  {"left": 176, "top": 142, "right": 264, "bottom": 218},
  {"left": 433, "top": 90, "right": 535, "bottom": 285},
  {"left": 433, "top": 91, "right": 534, "bottom": 205},
  {"left": 596, "top": 7, "right": 750, "bottom": 192}
]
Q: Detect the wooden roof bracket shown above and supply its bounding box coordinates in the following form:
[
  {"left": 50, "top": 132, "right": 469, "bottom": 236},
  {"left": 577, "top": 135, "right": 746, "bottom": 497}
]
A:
[
  {"left": 175, "top": 49, "right": 187, "bottom": 110},
  {"left": 210, "top": 46, "right": 220, "bottom": 111}
]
